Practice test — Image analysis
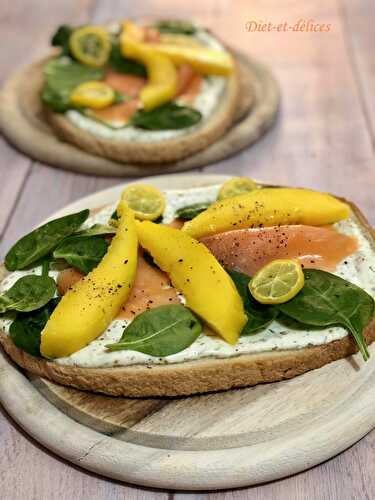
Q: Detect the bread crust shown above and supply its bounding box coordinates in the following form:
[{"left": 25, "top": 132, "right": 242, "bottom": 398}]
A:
[
  {"left": 45, "top": 62, "right": 240, "bottom": 165},
  {"left": 1, "top": 321, "right": 375, "bottom": 397},
  {"left": 1, "top": 198, "right": 374, "bottom": 397}
]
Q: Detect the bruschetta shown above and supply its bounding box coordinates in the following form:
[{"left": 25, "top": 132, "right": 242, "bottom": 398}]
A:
[{"left": 0, "top": 178, "right": 374, "bottom": 397}]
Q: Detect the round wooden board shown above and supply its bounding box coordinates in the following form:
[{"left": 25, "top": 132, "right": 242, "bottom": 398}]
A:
[
  {"left": 0, "top": 54, "right": 279, "bottom": 177},
  {"left": 1, "top": 174, "right": 375, "bottom": 491}
]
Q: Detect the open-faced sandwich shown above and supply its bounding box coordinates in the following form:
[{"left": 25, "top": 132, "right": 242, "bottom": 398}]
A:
[
  {"left": 1, "top": 177, "right": 374, "bottom": 397},
  {"left": 39, "top": 19, "right": 241, "bottom": 163}
]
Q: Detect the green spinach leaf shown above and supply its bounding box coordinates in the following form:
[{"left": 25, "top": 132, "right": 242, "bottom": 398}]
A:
[
  {"left": 131, "top": 103, "right": 202, "bottom": 130},
  {"left": 108, "top": 43, "right": 147, "bottom": 77},
  {"left": 5, "top": 209, "right": 89, "bottom": 271},
  {"left": 41, "top": 85, "right": 69, "bottom": 113},
  {"left": 53, "top": 235, "right": 109, "bottom": 274},
  {"left": 9, "top": 298, "right": 59, "bottom": 357},
  {"left": 41, "top": 57, "right": 104, "bottom": 112},
  {"left": 176, "top": 202, "right": 211, "bottom": 220},
  {"left": 155, "top": 20, "right": 196, "bottom": 35},
  {"left": 106, "top": 304, "right": 202, "bottom": 356},
  {"left": 0, "top": 275, "right": 56, "bottom": 314},
  {"left": 228, "top": 270, "right": 278, "bottom": 334},
  {"left": 110, "top": 210, "right": 162, "bottom": 225},
  {"left": 75, "top": 223, "right": 115, "bottom": 237},
  {"left": 51, "top": 25, "right": 73, "bottom": 56},
  {"left": 110, "top": 209, "right": 119, "bottom": 221},
  {"left": 278, "top": 269, "right": 375, "bottom": 361}
]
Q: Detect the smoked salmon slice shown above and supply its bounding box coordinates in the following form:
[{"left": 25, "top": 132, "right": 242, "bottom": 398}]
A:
[
  {"left": 91, "top": 99, "right": 141, "bottom": 125},
  {"left": 118, "top": 253, "right": 180, "bottom": 319},
  {"left": 57, "top": 224, "right": 357, "bottom": 322},
  {"left": 201, "top": 225, "right": 358, "bottom": 276},
  {"left": 104, "top": 71, "right": 146, "bottom": 97},
  {"left": 90, "top": 71, "right": 145, "bottom": 125},
  {"left": 57, "top": 254, "right": 180, "bottom": 320},
  {"left": 90, "top": 62, "right": 202, "bottom": 126}
]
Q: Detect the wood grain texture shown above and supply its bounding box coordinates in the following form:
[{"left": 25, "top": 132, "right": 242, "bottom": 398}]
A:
[
  {"left": 341, "top": 0, "right": 375, "bottom": 151},
  {"left": 3, "top": 328, "right": 375, "bottom": 491},
  {"left": 1, "top": 0, "right": 375, "bottom": 498}
]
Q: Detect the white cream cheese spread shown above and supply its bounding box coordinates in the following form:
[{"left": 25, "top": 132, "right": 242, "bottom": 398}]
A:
[
  {"left": 66, "top": 27, "right": 228, "bottom": 142},
  {"left": 1, "top": 184, "right": 375, "bottom": 368}
]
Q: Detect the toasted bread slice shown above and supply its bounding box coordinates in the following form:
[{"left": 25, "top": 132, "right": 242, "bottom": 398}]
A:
[
  {"left": 0, "top": 199, "right": 374, "bottom": 397},
  {"left": 1, "top": 321, "right": 375, "bottom": 397},
  {"left": 45, "top": 64, "right": 240, "bottom": 164}
]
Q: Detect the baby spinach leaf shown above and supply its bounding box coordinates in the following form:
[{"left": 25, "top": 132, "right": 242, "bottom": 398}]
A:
[
  {"left": 109, "top": 43, "right": 147, "bottom": 77},
  {"left": 106, "top": 304, "right": 202, "bottom": 356},
  {"left": 41, "top": 257, "right": 51, "bottom": 278},
  {"left": 5, "top": 209, "right": 89, "bottom": 271},
  {"left": 0, "top": 275, "right": 56, "bottom": 314},
  {"left": 42, "top": 57, "right": 104, "bottom": 112},
  {"left": 75, "top": 223, "right": 115, "bottom": 237},
  {"left": 53, "top": 236, "right": 109, "bottom": 274},
  {"left": 110, "top": 209, "right": 119, "bottom": 221},
  {"left": 41, "top": 85, "right": 69, "bottom": 113},
  {"left": 278, "top": 269, "right": 375, "bottom": 361},
  {"left": 9, "top": 298, "right": 59, "bottom": 357},
  {"left": 51, "top": 25, "right": 73, "bottom": 56},
  {"left": 155, "top": 20, "right": 196, "bottom": 35},
  {"left": 131, "top": 103, "right": 202, "bottom": 130},
  {"left": 110, "top": 210, "right": 161, "bottom": 225},
  {"left": 228, "top": 270, "right": 278, "bottom": 335},
  {"left": 142, "top": 250, "right": 160, "bottom": 269},
  {"left": 176, "top": 202, "right": 211, "bottom": 220}
]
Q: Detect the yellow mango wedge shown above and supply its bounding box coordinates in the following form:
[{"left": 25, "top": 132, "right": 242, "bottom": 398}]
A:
[
  {"left": 120, "top": 36, "right": 178, "bottom": 111},
  {"left": 159, "top": 33, "right": 203, "bottom": 49},
  {"left": 149, "top": 43, "right": 234, "bottom": 76},
  {"left": 136, "top": 221, "right": 247, "bottom": 344},
  {"left": 122, "top": 20, "right": 144, "bottom": 42},
  {"left": 40, "top": 202, "right": 138, "bottom": 358},
  {"left": 183, "top": 188, "right": 351, "bottom": 239}
]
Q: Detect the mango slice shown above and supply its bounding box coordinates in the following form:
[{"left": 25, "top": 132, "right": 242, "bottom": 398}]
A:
[
  {"left": 122, "top": 20, "right": 145, "bottom": 43},
  {"left": 149, "top": 44, "right": 234, "bottom": 76},
  {"left": 120, "top": 36, "right": 178, "bottom": 111},
  {"left": 183, "top": 188, "right": 351, "bottom": 239},
  {"left": 40, "top": 202, "right": 138, "bottom": 358},
  {"left": 136, "top": 221, "right": 247, "bottom": 344}
]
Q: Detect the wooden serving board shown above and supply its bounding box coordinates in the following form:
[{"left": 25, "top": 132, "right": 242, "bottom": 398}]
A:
[
  {"left": 1, "top": 174, "right": 375, "bottom": 491},
  {"left": 0, "top": 54, "right": 279, "bottom": 177}
]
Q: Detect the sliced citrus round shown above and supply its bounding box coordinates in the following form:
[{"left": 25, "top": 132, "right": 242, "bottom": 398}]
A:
[
  {"left": 121, "top": 184, "right": 166, "bottom": 221},
  {"left": 69, "top": 25, "right": 111, "bottom": 67},
  {"left": 70, "top": 82, "right": 115, "bottom": 109},
  {"left": 218, "top": 177, "right": 257, "bottom": 200},
  {"left": 249, "top": 259, "right": 304, "bottom": 305}
]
